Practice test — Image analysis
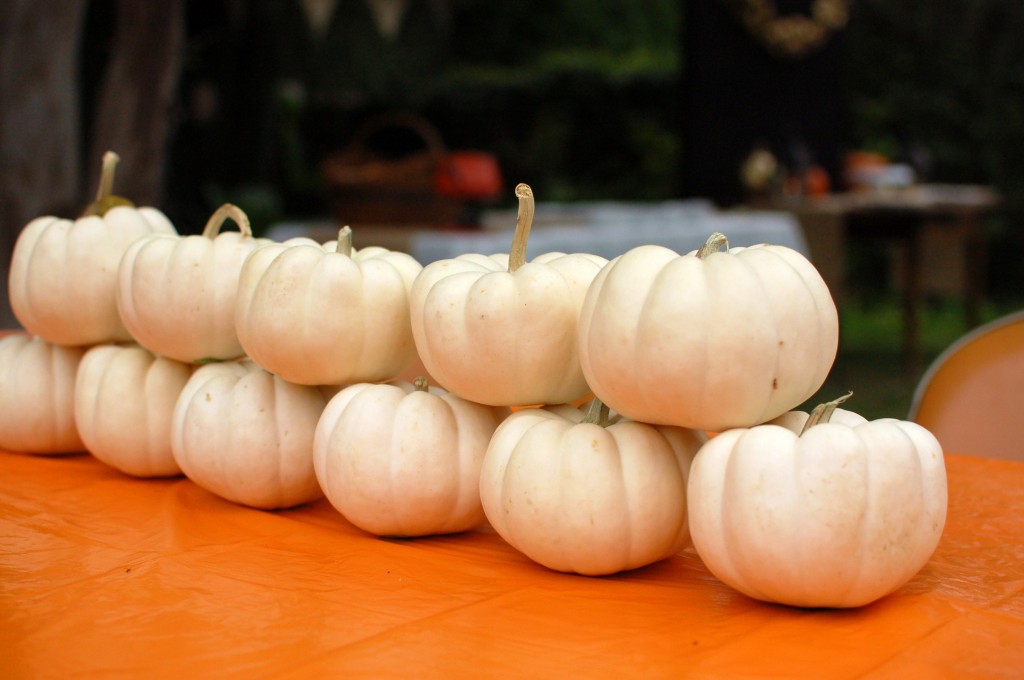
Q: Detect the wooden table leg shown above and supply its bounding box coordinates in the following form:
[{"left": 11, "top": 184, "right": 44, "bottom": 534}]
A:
[
  {"left": 902, "top": 225, "right": 923, "bottom": 371},
  {"left": 963, "top": 215, "right": 987, "bottom": 330}
]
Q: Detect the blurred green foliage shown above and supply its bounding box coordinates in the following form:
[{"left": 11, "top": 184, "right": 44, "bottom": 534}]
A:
[
  {"left": 843, "top": 0, "right": 1024, "bottom": 303},
  {"left": 163, "top": 0, "right": 1024, "bottom": 237},
  {"left": 431, "top": 1, "right": 681, "bottom": 201},
  {"left": 845, "top": 1, "right": 1024, "bottom": 199}
]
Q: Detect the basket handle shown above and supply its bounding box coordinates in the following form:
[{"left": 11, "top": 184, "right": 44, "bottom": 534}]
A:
[{"left": 346, "top": 112, "right": 448, "bottom": 159}]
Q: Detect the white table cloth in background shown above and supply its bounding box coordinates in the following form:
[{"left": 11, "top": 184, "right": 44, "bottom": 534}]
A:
[{"left": 265, "top": 200, "right": 810, "bottom": 265}]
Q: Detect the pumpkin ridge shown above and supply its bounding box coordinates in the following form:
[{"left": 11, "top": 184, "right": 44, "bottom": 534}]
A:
[
  {"left": 849, "top": 425, "right": 879, "bottom": 604},
  {"left": 609, "top": 426, "right": 637, "bottom": 568},
  {"left": 141, "top": 352, "right": 163, "bottom": 469},
  {"left": 298, "top": 253, "right": 320, "bottom": 379},
  {"left": 270, "top": 372, "right": 288, "bottom": 510},
  {"left": 389, "top": 387, "right": 419, "bottom": 535},
  {"left": 733, "top": 251, "right": 785, "bottom": 425},
  {"left": 853, "top": 422, "right": 930, "bottom": 604},
  {"left": 638, "top": 255, "right": 707, "bottom": 424},
  {"left": 714, "top": 430, "right": 755, "bottom": 594},
  {"left": 51, "top": 340, "right": 78, "bottom": 446},
  {"left": 22, "top": 219, "right": 66, "bottom": 331},
  {"left": 692, "top": 253, "right": 718, "bottom": 425},
  {"left": 633, "top": 258, "right": 674, "bottom": 421},
  {"left": 551, "top": 421, "right": 575, "bottom": 572},
  {"left": 773, "top": 247, "right": 839, "bottom": 401},
  {"left": 777, "top": 249, "right": 832, "bottom": 403},
  {"left": 437, "top": 393, "right": 468, "bottom": 528}
]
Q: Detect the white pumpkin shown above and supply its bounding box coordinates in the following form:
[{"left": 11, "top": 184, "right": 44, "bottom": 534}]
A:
[
  {"left": 410, "top": 184, "right": 607, "bottom": 406},
  {"left": 235, "top": 227, "right": 423, "bottom": 385},
  {"left": 8, "top": 152, "right": 177, "bottom": 346},
  {"left": 171, "top": 359, "right": 326, "bottom": 509},
  {"left": 116, "top": 204, "right": 270, "bottom": 363},
  {"left": 577, "top": 232, "right": 839, "bottom": 432},
  {"left": 0, "top": 334, "right": 84, "bottom": 454},
  {"left": 74, "top": 343, "right": 193, "bottom": 477},
  {"left": 687, "top": 395, "right": 948, "bottom": 608},
  {"left": 479, "top": 399, "right": 705, "bottom": 575},
  {"left": 313, "top": 377, "right": 507, "bottom": 536}
]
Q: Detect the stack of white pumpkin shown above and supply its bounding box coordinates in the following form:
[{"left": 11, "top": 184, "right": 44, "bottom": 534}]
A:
[{"left": 0, "top": 156, "right": 947, "bottom": 609}]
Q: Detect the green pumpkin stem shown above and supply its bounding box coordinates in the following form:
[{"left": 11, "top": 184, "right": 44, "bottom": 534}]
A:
[
  {"left": 800, "top": 391, "right": 854, "bottom": 435},
  {"left": 696, "top": 232, "right": 730, "bottom": 259},
  {"left": 582, "top": 396, "right": 612, "bottom": 427},
  {"left": 201, "top": 203, "right": 252, "bottom": 239},
  {"left": 337, "top": 226, "right": 353, "bottom": 257},
  {"left": 413, "top": 376, "right": 429, "bottom": 392},
  {"left": 82, "top": 150, "right": 135, "bottom": 216},
  {"left": 508, "top": 183, "right": 535, "bottom": 273}
]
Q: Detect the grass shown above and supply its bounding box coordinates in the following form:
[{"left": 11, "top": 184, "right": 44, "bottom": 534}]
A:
[{"left": 797, "top": 295, "right": 1023, "bottom": 421}]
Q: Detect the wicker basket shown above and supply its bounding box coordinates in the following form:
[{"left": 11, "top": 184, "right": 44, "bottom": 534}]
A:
[{"left": 320, "top": 113, "right": 500, "bottom": 226}]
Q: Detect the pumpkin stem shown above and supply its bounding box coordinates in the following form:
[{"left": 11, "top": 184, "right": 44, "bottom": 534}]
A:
[
  {"left": 82, "top": 150, "right": 135, "bottom": 216},
  {"left": 508, "top": 183, "right": 535, "bottom": 273},
  {"left": 696, "top": 232, "right": 730, "bottom": 259},
  {"left": 202, "top": 203, "right": 252, "bottom": 239},
  {"left": 800, "top": 391, "right": 854, "bottom": 435},
  {"left": 336, "top": 226, "right": 353, "bottom": 257},
  {"left": 413, "top": 376, "right": 429, "bottom": 392},
  {"left": 581, "top": 396, "right": 612, "bottom": 427}
]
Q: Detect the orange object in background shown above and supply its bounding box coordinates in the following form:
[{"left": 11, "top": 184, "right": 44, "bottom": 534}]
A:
[
  {"left": 843, "top": 149, "right": 891, "bottom": 190},
  {"left": 2, "top": 447, "right": 1023, "bottom": 678},
  {"left": 433, "top": 151, "right": 503, "bottom": 201},
  {"left": 803, "top": 164, "right": 831, "bottom": 196}
]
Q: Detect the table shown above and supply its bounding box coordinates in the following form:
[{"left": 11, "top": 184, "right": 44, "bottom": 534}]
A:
[
  {"left": 2, "top": 447, "right": 1022, "bottom": 678},
  {"left": 265, "top": 199, "right": 810, "bottom": 265},
  {"left": 762, "top": 185, "right": 1003, "bottom": 368}
]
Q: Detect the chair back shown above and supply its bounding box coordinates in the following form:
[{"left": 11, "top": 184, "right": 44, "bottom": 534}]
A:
[{"left": 909, "top": 310, "right": 1024, "bottom": 461}]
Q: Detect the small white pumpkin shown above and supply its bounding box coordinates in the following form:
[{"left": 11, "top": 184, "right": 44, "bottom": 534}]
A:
[
  {"left": 479, "top": 398, "right": 705, "bottom": 575},
  {"left": 577, "top": 232, "right": 839, "bottom": 432},
  {"left": 171, "top": 359, "right": 326, "bottom": 509},
  {"left": 409, "top": 184, "right": 607, "bottom": 407},
  {"left": 8, "top": 152, "right": 177, "bottom": 346},
  {"left": 235, "top": 227, "right": 423, "bottom": 385},
  {"left": 687, "top": 394, "right": 948, "bottom": 608},
  {"left": 74, "top": 343, "right": 193, "bottom": 477},
  {"left": 0, "top": 334, "right": 84, "bottom": 454},
  {"left": 313, "top": 377, "right": 507, "bottom": 536},
  {"left": 116, "top": 204, "right": 270, "bottom": 363}
]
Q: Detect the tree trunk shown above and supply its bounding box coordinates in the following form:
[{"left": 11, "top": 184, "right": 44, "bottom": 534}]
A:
[
  {"left": 87, "top": 0, "right": 185, "bottom": 207},
  {"left": 0, "top": 1, "right": 87, "bottom": 329}
]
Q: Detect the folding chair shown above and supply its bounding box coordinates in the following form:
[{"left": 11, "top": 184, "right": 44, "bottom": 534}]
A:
[{"left": 908, "top": 310, "right": 1024, "bottom": 461}]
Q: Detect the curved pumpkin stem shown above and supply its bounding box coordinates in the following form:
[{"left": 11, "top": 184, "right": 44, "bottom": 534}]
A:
[
  {"left": 413, "top": 376, "right": 429, "bottom": 392},
  {"left": 336, "top": 226, "right": 353, "bottom": 257},
  {"left": 82, "top": 150, "right": 135, "bottom": 216},
  {"left": 800, "top": 391, "right": 854, "bottom": 435},
  {"left": 696, "top": 232, "right": 730, "bottom": 259},
  {"left": 202, "top": 203, "right": 252, "bottom": 239},
  {"left": 581, "top": 396, "right": 612, "bottom": 428},
  {"left": 508, "top": 183, "right": 535, "bottom": 273}
]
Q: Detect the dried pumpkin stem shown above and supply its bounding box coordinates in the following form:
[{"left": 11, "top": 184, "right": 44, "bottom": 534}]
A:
[
  {"left": 202, "top": 203, "right": 252, "bottom": 239},
  {"left": 413, "top": 376, "right": 429, "bottom": 392},
  {"left": 82, "top": 150, "right": 134, "bottom": 216},
  {"left": 94, "top": 151, "right": 119, "bottom": 204},
  {"left": 696, "top": 232, "right": 730, "bottom": 259},
  {"left": 337, "top": 226, "right": 353, "bottom": 257},
  {"left": 508, "top": 183, "right": 535, "bottom": 273},
  {"left": 800, "top": 391, "right": 854, "bottom": 435},
  {"left": 582, "top": 396, "right": 612, "bottom": 427}
]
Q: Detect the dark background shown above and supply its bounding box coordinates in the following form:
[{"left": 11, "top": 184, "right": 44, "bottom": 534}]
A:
[{"left": 3, "top": 0, "right": 1024, "bottom": 330}]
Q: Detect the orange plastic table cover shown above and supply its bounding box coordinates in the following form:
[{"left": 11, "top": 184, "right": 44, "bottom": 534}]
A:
[{"left": 2, "top": 449, "right": 1023, "bottom": 679}]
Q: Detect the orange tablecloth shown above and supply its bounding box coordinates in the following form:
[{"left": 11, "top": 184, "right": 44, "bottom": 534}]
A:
[{"left": 2, "top": 449, "right": 1023, "bottom": 678}]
